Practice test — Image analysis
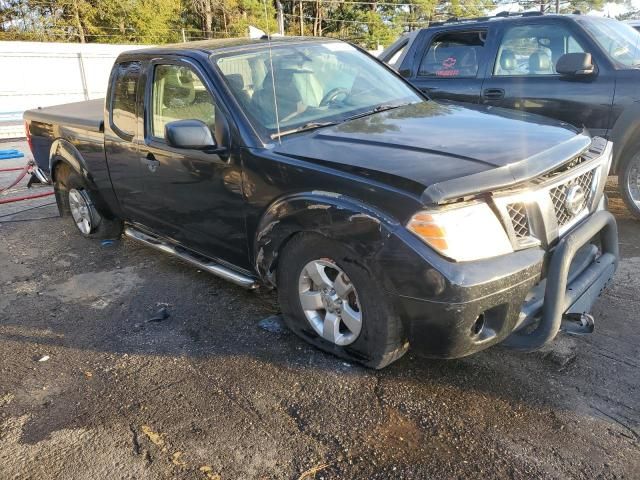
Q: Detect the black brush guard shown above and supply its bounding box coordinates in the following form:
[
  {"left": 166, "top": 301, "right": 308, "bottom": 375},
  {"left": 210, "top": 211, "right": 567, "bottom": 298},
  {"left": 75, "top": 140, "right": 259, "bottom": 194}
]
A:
[{"left": 503, "top": 210, "right": 618, "bottom": 351}]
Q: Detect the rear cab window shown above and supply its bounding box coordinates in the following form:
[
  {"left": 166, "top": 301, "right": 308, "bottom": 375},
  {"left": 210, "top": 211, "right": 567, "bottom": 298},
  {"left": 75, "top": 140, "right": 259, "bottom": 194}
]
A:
[
  {"left": 418, "top": 30, "right": 487, "bottom": 78},
  {"left": 110, "top": 61, "right": 141, "bottom": 138}
]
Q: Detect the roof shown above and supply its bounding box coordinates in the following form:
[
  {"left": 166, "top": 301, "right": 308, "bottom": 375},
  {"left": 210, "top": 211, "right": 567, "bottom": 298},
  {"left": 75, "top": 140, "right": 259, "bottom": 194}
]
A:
[
  {"left": 122, "top": 36, "right": 338, "bottom": 57},
  {"left": 428, "top": 12, "right": 583, "bottom": 28}
]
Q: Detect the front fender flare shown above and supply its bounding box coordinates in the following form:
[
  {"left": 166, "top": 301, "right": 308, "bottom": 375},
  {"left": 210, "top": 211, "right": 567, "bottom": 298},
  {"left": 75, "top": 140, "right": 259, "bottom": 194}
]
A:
[
  {"left": 610, "top": 103, "right": 640, "bottom": 174},
  {"left": 254, "top": 192, "right": 400, "bottom": 286}
]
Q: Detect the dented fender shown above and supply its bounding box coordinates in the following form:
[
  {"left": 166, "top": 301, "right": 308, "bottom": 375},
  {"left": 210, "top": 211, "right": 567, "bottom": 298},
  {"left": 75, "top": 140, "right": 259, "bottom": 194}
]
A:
[{"left": 254, "top": 191, "right": 401, "bottom": 285}]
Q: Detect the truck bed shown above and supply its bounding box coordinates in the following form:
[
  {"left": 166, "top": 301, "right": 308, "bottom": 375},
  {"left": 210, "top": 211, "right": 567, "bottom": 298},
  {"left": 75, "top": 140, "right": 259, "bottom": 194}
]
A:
[{"left": 24, "top": 98, "right": 105, "bottom": 133}]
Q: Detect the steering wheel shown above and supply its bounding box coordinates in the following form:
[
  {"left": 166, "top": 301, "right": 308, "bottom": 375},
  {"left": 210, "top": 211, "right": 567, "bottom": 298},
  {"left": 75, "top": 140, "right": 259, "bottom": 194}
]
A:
[{"left": 320, "top": 87, "right": 349, "bottom": 107}]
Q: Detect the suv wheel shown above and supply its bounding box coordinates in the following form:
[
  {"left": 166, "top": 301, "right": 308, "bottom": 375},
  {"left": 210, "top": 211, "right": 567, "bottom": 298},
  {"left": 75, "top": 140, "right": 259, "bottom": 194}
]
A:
[
  {"left": 619, "top": 149, "right": 640, "bottom": 220},
  {"left": 55, "top": 164, "right": 123, "bottom": 239},
  {"left": 277, "top": 233, "right": 408, "bottom": 369}
]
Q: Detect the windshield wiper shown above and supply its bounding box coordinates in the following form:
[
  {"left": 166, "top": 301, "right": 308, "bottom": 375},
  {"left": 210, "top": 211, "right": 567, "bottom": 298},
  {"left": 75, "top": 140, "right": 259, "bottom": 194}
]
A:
[
  {"left": 269, "top": 102, "right": 413, "bottom": 139},
  {"left": 342, "top": 102, "right": 412, "bottom": 122},
  {"left": 270, "top": 121, "right": 338, "bottom": 140}
]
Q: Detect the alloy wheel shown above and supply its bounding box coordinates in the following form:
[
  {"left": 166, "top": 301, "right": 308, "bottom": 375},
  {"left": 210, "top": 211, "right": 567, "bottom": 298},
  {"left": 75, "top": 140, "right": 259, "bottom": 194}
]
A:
[
  {"left": 626, "top": 153, "right": 640, "bottom": 208},
  {"left": 68, "top": 188, "right": 95, "bottom": 235},
  {"left": 297, "top": 258, "right": 362, "bottom": 346}
]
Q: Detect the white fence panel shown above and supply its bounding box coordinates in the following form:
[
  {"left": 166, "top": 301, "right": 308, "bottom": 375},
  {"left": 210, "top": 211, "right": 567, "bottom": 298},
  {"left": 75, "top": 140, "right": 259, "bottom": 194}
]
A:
[
  {"left": 0, "top": 41, "right": 144, "bottom": 137},
  {"left": 0, "top": 40, "right": 382, "bottom": 139}
]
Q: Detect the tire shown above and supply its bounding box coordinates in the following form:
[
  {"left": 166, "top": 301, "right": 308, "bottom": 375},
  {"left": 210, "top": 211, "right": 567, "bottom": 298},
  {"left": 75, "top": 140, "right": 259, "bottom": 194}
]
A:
[
  {"left": 55, "top": 163, "right": 123, "bottom": 239},
  {"left": 619, "top": 149, "right": 640, "bottom": 220},
  {"left": 277, "top": 233, "right": 408, "bottom": 369}
]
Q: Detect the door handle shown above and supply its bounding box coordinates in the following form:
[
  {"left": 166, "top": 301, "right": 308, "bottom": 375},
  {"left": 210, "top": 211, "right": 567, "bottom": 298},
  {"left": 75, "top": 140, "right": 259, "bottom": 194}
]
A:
[
  {"left": 141, "top": 152, "right": 159, "bottom": 172},
  {"left": 482, "top": 88, "right": 505, "bottom": 100}
]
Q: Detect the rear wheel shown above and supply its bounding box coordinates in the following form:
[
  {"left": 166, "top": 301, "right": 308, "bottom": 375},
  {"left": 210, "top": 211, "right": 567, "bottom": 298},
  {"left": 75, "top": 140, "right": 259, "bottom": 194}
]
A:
[
  {"left": 619, "top": 149, "right": 640, "bottom": 220},
  {"left": 277, "top": 233, "right": 408, "bottom": 369},
  {"left": 55, "top": 163, "right": 123, "bottom": 239}
]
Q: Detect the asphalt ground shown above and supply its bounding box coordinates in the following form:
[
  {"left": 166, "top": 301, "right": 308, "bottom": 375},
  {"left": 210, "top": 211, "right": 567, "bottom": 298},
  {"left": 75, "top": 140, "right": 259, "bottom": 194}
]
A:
[{"left": 0, "top": 140, "right": 638, "bottom": 479}]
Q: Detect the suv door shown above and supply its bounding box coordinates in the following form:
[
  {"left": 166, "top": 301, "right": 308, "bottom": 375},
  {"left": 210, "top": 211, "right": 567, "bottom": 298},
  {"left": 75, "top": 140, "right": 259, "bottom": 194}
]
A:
[
  {"left": 138, "top": 57, "right": 249, "bottom": 269},
  {"left": 407, "top": 27, "right": 490, "bottom": 103},
  {"left": 480, "top": 20, "right": 615, "bottom": 137}
]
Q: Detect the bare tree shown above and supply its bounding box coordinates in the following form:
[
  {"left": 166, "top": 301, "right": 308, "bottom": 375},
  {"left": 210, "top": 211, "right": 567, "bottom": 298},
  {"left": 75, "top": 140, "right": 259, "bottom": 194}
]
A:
[
  {"left": 71, "top": 0, "right": 86, "bottom": 42},
  {"left": 192, "top": 0, "right": 213, "bottom": 38}
]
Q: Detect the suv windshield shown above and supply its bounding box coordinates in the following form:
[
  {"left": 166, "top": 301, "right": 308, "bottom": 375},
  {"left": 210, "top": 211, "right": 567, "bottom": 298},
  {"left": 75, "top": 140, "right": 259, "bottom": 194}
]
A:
[
  {"left": 579, "top": 17, "right": 640, "bottom": 67},
  {"left": 212, "top": 41, "right": 421, "bottom": 140}
]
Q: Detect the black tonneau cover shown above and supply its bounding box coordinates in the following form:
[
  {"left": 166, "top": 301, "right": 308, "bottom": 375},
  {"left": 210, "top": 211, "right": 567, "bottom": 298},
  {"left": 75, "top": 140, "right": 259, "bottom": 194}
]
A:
[{"left": 23, "top": 98, "right": 105, "bottom": 133}]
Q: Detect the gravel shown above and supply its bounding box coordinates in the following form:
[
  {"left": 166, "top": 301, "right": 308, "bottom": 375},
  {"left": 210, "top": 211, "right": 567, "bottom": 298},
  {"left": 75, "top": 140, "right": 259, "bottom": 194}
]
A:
[{"left": 0, "top": 141, "right": 638, "bottom": 479}]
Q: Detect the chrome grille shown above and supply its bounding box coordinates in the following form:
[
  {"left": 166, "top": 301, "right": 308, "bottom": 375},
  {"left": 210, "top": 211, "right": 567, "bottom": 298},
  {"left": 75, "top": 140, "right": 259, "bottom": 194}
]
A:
[
  {"left": 549, "top": 169, "right": 595, "bottom": 227},
  {"left": 493, "top": 139, "right": 610, "bottom": 251},
  {"left": 535, "top": 155, "right": 586, "bottom": 183},
  {"left": 507, "top": 203, "right": 529, "bottom": 238}
]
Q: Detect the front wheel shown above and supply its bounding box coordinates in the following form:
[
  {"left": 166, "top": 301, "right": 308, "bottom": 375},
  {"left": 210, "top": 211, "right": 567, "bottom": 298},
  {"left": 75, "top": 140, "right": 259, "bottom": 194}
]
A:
[
  {"left": 619, "top": 150, "right": 640, "bottom": 220},
  {"left": 277, "top": 233, "right": 408, "bottom": 369}
]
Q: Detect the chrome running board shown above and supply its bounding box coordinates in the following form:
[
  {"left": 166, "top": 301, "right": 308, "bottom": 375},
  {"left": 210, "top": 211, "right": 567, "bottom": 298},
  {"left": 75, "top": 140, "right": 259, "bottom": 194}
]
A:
[{"left": 124, "top": 226, "right": 258, "bottom": 289}]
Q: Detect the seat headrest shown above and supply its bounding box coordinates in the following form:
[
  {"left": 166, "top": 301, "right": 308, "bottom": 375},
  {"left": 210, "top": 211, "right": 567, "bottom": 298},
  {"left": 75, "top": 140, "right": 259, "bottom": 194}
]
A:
[
  {"left": 226, "top": 74, "right": 245, "bottom": 91},
  {"left": 161, "top": 67, "right": 195, "bottom": 105},
  {"left": 529, "top": 52, "right": 551, "bottom": 72},
  {"left": 434, "top": 46, "right": 466, "bottom": 64},
  {"left": 500, "top": 50, "right": 516, "bottom": 71}
]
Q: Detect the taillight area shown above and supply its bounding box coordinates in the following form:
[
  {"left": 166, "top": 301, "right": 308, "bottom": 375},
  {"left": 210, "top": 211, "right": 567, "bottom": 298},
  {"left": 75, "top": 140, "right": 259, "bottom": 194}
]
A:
[{"left": 24, "top": 121, "right": 33, "bottom": 154}]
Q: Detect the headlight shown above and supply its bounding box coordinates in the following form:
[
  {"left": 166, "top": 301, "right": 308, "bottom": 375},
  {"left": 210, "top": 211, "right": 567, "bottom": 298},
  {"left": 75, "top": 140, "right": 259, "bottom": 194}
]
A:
[{"left": 407, "top": 202, "right": 513, "bottom": 262}]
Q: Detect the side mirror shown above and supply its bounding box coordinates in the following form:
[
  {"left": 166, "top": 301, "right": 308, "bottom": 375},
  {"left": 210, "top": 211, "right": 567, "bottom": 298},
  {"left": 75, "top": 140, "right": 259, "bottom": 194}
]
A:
[
  {"left": 556, "top": 52, "right": 595, "bottom": 76},
  {"left": 165, "top": 119, "right": 216, "bottom": 150}
]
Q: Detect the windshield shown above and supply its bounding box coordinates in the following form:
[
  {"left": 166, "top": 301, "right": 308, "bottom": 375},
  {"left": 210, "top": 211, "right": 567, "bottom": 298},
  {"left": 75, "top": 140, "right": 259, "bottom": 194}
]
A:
[
  {"left": 579, "top": 17, "right": 640, "bottom": 67},
  {"left": 212, "top": 41, "right": 421, "bottom": 140}
]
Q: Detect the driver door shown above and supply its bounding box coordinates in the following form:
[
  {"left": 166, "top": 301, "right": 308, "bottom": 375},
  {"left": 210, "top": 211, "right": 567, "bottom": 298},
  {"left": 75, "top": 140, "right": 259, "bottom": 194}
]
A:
[{"left": 138, "top": 58, "right": 249, "bottom": 269}]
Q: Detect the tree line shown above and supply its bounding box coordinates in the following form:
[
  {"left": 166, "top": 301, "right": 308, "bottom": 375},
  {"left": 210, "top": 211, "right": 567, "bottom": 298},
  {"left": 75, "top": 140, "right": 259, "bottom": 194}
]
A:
[{"left": 0, "top": 0, "right": 623, "bottom": 48}]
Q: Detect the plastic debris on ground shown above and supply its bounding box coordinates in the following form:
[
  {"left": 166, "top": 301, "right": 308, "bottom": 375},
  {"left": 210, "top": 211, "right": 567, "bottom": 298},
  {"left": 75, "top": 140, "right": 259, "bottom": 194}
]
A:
[
  {"left": 147, "top": 306, "right": 170, "bottom": 323},
  {"left": 258, "top": 314, "right": 287, "bottom": 334}
]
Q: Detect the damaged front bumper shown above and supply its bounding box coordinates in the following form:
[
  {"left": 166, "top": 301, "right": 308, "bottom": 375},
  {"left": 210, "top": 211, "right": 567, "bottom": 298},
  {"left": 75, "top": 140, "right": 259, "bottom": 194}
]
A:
[
  {"left": 374, "top": 136, "right": 618, "bottom": 359},
  {"left": 382, "top": 209, "right": 618, "bottom": 359}
]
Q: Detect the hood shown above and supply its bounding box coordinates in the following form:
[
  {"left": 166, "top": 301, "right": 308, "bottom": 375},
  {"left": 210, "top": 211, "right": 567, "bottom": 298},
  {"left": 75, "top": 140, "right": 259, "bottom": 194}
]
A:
[{"left": 274, "top": 102, "right": 591, "bottom": 201}]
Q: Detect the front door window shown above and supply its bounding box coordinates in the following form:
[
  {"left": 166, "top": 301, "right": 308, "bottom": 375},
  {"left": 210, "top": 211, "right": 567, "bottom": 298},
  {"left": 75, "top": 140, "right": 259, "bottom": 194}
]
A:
[
  {"left": 494, "top": 24, "right": 586, "bottom": 76},
  {"left": 151, "top": 64, "right": 216, "bottom": 140}
]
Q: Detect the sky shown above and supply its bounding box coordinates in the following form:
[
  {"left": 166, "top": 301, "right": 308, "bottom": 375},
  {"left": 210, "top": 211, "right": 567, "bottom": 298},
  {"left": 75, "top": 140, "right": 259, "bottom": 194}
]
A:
[
  {"left": 596, "top": 1, "right": 640, "bottom": 17},
  {"left": 491, "top": 1, "right": 640, "bottom": 18}
]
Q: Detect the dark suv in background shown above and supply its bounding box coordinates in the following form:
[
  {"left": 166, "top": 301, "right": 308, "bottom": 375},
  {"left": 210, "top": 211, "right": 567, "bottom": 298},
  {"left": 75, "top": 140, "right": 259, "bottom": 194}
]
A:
[{"left": 381, "top": 13, "right": 640, "bottom": 219}]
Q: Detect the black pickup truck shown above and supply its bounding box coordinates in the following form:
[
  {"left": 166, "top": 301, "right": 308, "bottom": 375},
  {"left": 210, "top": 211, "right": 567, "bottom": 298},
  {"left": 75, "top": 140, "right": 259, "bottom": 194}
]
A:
[
  {"left": 24, "top": 37, "right": 618, "bottom": 368},
  {"left": 381, "top": 13, "right": 640, "bottom": 219}
]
